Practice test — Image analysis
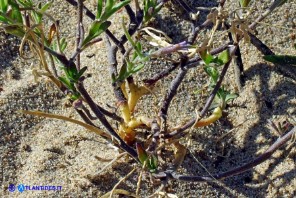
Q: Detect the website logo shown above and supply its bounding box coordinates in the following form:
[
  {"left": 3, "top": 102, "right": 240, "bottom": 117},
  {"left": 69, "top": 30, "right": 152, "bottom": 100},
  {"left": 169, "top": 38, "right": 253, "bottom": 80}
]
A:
[
  {"left": 8, "top": 184, "right": 15, "bottom": 192},
  {"left": 18, "top": 184, "right": 25, "bottom": 193}
]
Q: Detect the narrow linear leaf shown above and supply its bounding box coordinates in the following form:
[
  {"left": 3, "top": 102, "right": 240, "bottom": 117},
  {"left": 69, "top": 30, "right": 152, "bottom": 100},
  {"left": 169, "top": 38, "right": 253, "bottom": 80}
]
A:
[
  {"left": 60, "top": 38, "right": 67, "bottom": 52},
  {"left": 96, "top": 0, "right": 103, "bottom": 18},
  {"left": 200, "top": 50, "right": 214, "bottom": 65},
  {"left": 147, "top": 155, "right": 158, "bottom": 172},
  {"left": 59, "top": 76, "right": 74, "bottom": 90},
  {"left": 77, "top": 66, "right": 88, "bottom": 79},
  {"left": 20, "top": 110, "right": 109, "bottom": 138},
  {"left": 103, "top": 0, "right": 115, "bottom": 17},
  {"left": 116, "top": 63, "right": 128, "bottom": 82},
  {"left": 239, "top": 0, "right": 252, "bottom": 7},
  {"left": 132, "top": 63, "right": 144, "bottom": 73},
  {"left": 218, "top": 49, "right": 230, "bottom": 64},
  {"left": 40, "top": 1, "right": 52, "bottom": 13},
  {"left": 122, "top": 18, "right": 136, "bottom": 48},
  {"left": 225, "top": 93, "right": 238, "bottom": 103},
  {"left": 10, "top": 5, "right": 23, "bottom": 23},
  {"left": 0, "top": 0, "right": 8, "bottom": 13},
  {"left": 104, "top": 0, "right": 130, "bottom": 20},
  {"left": 83, "top": 21, "right": 111, "bottom": 46},
  {"left": 16, "top": 0, "right": 33, "bottom": 7},
  {"left": 0, "top": 15, "right": 9, "bottom": 23},
  {"left": 136, "top": 143, "right": 148, "bottom": 164}
]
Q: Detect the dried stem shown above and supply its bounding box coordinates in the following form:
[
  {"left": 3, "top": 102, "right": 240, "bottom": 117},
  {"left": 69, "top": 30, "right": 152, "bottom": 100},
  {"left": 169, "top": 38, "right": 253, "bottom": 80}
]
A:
[
  {"left": 188, "top": 19, "right": 212, "bottom": 44},
  {"left": 225, "top": 22, "right": 244, "bottom": 91},
  {"left": 143, "top": 62, "right": 179, "bottom": 86},
  {"left": 249, "top": 32, "right": 274, "bottom": 56},
  {"left": 164, "top": 45, "right": 237, "bottom": 139},
  {"left": 174, "top": 0, "right": 194, "bottom": 14},
  {"left": 74, "top": 0, "right": 84, "bottom": 71},
  {"left": 75, "top": 82, "right": 138, "bottom": 161},
  {"left": 118, "top": 7, "right": 143, "bottom": 53},
  {"left": 154, "top": 126, "right": 296, "bottom": 181},
  {"left": 144, "top": 43, "right": 230, "bottom": 86},
  {"left": 147, "top": 119, "right": 161, "bottom": 152},
  {"left": 158, "top": 57, "right": 188, "bottom": 132},
  {"left": 105, "top": 36, "right": 128, "bottom": 105},
  {"left": 20, "top": 110, "right": 110, "bottom": 139},
  {"left": 64, "top": 0, "right": 123, "bottom": 51}
]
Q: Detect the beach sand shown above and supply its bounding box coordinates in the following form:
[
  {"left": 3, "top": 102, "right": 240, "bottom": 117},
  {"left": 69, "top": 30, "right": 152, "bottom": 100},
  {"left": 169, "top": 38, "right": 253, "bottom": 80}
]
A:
[{"left": 1, "top": 0, "right": 295, "bottom": 197}]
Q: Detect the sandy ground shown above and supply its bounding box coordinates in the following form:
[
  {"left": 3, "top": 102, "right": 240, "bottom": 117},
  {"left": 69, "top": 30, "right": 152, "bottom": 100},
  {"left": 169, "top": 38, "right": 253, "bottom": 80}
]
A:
[{"left": 1, "top": 0, "right": 296, "bottom": 197}]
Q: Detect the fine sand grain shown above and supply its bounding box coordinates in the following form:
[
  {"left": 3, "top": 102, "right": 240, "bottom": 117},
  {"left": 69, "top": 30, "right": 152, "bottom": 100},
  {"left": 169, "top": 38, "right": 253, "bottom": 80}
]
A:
[{"left": 1, "top": 0, "right": 295, "bottom": 197}]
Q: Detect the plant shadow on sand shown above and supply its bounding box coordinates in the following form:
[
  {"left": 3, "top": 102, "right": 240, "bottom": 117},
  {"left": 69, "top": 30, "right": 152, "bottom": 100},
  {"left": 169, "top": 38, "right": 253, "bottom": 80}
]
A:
[
  {"left": 180, "top": 62, "right": 295, "bottom": 197},
  {"left": 0, "top": 31, "right": 22, "bottom": 84},
  {"left": 84, "top": 62, "right": 295, "bottom": 197},
  {"left": 152, "top": 0, "right": 218, "bottom": 43}
]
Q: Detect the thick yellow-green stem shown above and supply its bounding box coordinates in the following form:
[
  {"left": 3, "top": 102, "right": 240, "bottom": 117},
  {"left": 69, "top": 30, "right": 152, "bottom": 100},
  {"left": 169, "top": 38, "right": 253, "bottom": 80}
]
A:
[
  {"left": 119, "top": 102, "right": 131, "bottom": 123},
  {"left": 127, "top": 81, "right": 150, "bottom": 112},
  {"left": 120, "top": 82, "right": 128, "bottom": 101},
  {"left": 127, "top": 116, "right": 152, "bottom": 129},
  {"left": 194, "top": 106, "right": 223, "bottom": 127},
  {"left": 119, "top": 116, "right": 152, "bottom": 145},
  {"left": 117, "top": 80, "right": 152, "bottom": 144},
  {"left": 119, "top": 125, "right": 136, "bottom": 145}
]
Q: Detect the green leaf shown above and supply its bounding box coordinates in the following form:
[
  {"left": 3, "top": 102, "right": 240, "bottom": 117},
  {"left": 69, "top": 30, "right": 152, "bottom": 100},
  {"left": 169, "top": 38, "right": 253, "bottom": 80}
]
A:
[
  {"left": 16, "top": 0, "right": 33, "bottom": 8},
  {"left": 126, "top": 59, "right": 134, "bottom": 71},
  {"left": 132, "top": 63, "right": 144, "bottom": 73},
  {"left": 0, "top": 0, "right": 8, "bottom": 13},
  {"left": 147, "top": 155, "right": 157, "bottom": 172},
  {"left": 59, "top": 76, "right": 75, "bottom": 90},
  {"left": 116, "top": 63, "right": 130, "bottom": 82},
  {"left": 204, "top": 66, "right": 219, "bottom": 82},
  {"left": 218, "top": 49, "right": 230, "bottom": 64},
  {"left": 60, "top": 38, "right": 67, "bottom": 52},
  {"left": 136, "top": 42, "right": 142, "bottom": 51},
  {"left": 143, "top": 0, "right": 162, "bottom": 22},
  {"left": 122, "top": 20, "right": 144, "bottom": 59},
  {"left": 239, "top": 0, "right": 251, "bottom": 7},
  {"left": 10, "top": 4, "right": 23, "bottom": 23},
  {"left": 31, "top": 11, "right": 42, "bottom": 24},
  {"left": 77, "top": 66, "right": 87, "bottom": 79},
  {"left": 70, "top": 93, "right": 80, "bottom": 101},
  {"left": 200, "top": 50, "right": 214, "bottom": 65},
  {"left": 106, "top": 0, "right": 130, "bottom": 19},
  {"left": 263, "top": 55, "right": 296, "bottom": 65},
  {"left": 136, "top": 143, "right": 148, "bottom": 164},
  {"left": 3, "top": 25, "right": 25, "bottom": 38},
  {"left": 0, "top": 14, "right": 9, "bottom": 23},
  {"left": 105, "top": 0, "right": 114, "bottom": 13},
  {"left": 225, "top": 93, "right": 238, "bottom": 103},
  {"left": 66, "top": 66, "right": 78, "bottom": 81},
  {"left": 40, "top": 1, "right": 52, "bottom": 13},
  {"left": 96, "top": 0, "right": 103, "bottom": 18},
  {"left": 82, "top": 20, "right": 111, "bottom": 46},
  {"left": 122, "top": 18, "right": 135, "bottom": 46}
]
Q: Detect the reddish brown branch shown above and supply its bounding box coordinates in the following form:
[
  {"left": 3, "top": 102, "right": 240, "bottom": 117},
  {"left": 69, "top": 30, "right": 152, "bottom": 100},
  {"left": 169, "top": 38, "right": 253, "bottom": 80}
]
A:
[{"left": 154, "top": 126, "right": 296, "bottom": 181}]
